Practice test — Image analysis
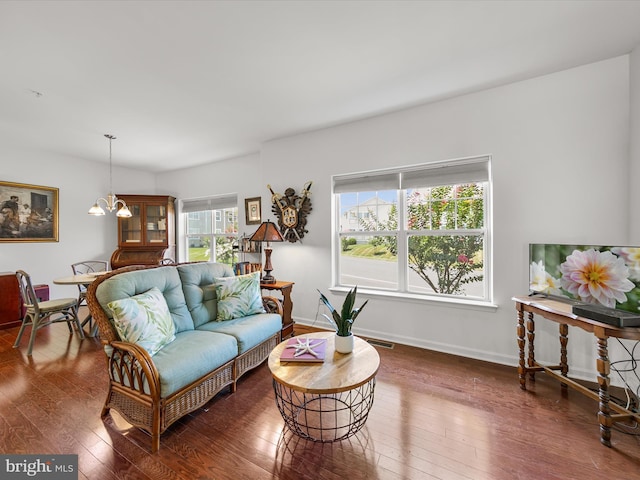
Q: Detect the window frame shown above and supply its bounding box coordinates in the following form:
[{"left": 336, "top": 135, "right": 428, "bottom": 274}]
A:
[
  {"left": 332, "top": 156, "right": 493, "bottom": 306},
  {"left": 179, "top": 194, "right": 239, "bottom": 264}
]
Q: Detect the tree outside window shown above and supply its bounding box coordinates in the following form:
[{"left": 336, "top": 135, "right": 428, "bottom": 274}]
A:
[{"left": 405, "top": 184, "right": 484, "bottom": 295}]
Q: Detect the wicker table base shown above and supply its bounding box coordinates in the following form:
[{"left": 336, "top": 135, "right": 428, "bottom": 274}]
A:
[{"left": 272, "top": 377, "right": 376, "bottom": 442}]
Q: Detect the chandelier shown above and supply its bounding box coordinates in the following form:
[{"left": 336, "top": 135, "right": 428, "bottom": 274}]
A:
[{"left": 88, "top": 134, "right": 132, "bottom": 217}]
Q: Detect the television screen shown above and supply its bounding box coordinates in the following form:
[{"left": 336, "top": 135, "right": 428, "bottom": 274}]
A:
[{"left": 529, "top": 243, "right": 640, "bottom": 313}]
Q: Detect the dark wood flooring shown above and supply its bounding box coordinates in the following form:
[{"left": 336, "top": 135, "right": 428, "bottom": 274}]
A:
[{"left": 1, "top": 309, "right": 640, "bottom": 479}]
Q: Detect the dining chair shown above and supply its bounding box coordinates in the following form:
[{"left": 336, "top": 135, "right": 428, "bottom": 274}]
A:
[
  {"left": 14, "top": 270, "right": 84, "bottom": 355},
  {"left": 71, "top": 260, "right": 108, "bottom": 337},
  {"left": 71, "top": 260, "right": 108, "bottom": 308}
]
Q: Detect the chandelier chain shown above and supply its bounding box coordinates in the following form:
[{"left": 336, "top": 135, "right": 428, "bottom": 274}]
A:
[{"left": 105, "top": 134, "right": 116, "bottom": 192}]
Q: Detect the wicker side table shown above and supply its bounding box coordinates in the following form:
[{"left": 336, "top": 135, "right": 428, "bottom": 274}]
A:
[{"left": 268, "top": 332, "right": 380, "bottom": 442}]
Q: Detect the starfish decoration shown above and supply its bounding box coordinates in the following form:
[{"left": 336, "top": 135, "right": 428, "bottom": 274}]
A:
[{"left": 285, "top": 337, "right": 321, "bottom": 358}]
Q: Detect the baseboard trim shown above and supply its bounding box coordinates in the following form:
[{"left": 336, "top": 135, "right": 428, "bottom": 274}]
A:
[{"left": 293, "top": 321, "right": 603, "bottom": 386}]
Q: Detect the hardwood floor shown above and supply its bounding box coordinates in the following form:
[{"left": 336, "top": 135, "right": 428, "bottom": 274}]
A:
[{"left": 1, "top": 310, "right": 640, "bottom": 479}]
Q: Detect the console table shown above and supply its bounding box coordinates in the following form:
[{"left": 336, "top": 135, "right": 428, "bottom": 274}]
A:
[
  {"left": 261, "top": 280, "right": 294, "bottom": 338},
  {"left": 513, "top": 295, "right": 640, "bottom": 447}
]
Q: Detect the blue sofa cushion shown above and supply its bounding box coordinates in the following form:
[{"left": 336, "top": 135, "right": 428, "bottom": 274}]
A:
[
  {"left": 96, "top": 266, "right": 195, "bottom": 333},
  {"left": 152, "top": 330, "right": 238, "bottom": 397},
  {"left": 196, "top": 312, "right": 281, "bottom": 354},
  {"left": 178, "top": 262, "right": 235, "bottom": 328}
]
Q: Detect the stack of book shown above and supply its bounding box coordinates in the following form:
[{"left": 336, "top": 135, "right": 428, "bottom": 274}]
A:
[
  {"left": 233, "top": 262, "right": 263, "bottom": 276},
  {"left": 240, "top": 237, "right": 262, "bottom": 253},
  {"left": 279, "top": 337, "right": 327, "bottom": 363}
]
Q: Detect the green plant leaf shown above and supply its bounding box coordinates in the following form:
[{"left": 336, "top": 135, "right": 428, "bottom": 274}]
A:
[
  {"left": 321, "top": 313, "right": 338, "bottom": 330},
  {"left": 341, "top": 286, "right": 357, "bottom": 320},
  {"left": 351, "top": 299, "right": 369, "bottom": 321},
  {"left": 317, "top": 290, "right": 336, "bottom": 314}
]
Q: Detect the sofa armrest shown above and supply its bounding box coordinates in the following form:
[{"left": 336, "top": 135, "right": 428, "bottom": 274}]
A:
[
  {"left": 262, "top": 295, "right": 283, "bottom": 317},
  {"left": 107, "top": 340, "right": 161, "bottom": 400}
]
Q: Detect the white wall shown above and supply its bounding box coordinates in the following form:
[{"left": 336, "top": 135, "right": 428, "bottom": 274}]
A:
[
  {"left": 0, "top": 143, "right": 156, "bottom": 299},
  {"left": 160, "top": 55, "right": 632, "bottom": 381}
]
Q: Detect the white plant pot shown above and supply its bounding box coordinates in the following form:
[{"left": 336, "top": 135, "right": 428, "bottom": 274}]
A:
[{"left": 335, "top": 333, "right": 354, "bottom": 354}]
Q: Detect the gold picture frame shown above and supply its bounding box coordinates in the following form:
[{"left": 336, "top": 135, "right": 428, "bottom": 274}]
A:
[
  {"left": 0, "top": 181, "right": 59, "bottom": 242},
  {"left": 245, "top": 197, "right": 262, "bottom": 225}
]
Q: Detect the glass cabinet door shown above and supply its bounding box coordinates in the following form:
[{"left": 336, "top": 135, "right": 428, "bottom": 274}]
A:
[
  {"left": 120, "top": 204, "right": 142, "bottom": 244},
  {"left": 145, "top": 204, "right": 168, "bottom": 245}
]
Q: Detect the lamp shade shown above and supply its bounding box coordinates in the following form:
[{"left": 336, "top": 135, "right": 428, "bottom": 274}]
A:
[
  {"left": 249, "top": 220, "right": 284, "bottom": 243},
  {"left": 88, "top": 203, "right": 106, "bottom": 216}
]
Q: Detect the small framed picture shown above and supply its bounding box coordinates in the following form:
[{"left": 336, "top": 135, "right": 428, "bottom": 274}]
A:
[
  {"left": 0, "top": 180, "right": 59, "bottom": 242},
  {"left": 245, "top": 197, "right": 262, "bottom": 225}
]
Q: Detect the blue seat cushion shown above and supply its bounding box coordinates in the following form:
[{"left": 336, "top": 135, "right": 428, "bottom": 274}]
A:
[
  {"left": 196, "top": 313, "right": 281, "bottom": 354},
  {"left": 152, "top": 330, "right": 237, "bottom": 397}
]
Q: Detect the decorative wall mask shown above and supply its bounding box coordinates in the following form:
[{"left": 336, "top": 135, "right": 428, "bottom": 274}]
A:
[{"left": 268, "top": 181, "right": 312, "bottom": 243}]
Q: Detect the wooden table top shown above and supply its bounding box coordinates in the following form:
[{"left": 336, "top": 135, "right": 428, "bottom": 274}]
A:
[
  {"left": 513, "top": 295, "right": 640, "bottom": 340},
  {"left": 268, "top": 331, "right": 380, "bottom": 394},
  {"left": 260, "top": 280, "right": 294, "bottom": 289},
  {"left": 53, "top": 272, "right": 107, "bottom": 285}
]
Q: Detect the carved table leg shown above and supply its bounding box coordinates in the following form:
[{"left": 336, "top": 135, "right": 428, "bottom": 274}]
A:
[
  {"left": 559, "top": 323, "right": 569, "bottom": 388},
  {"left": 596, "top": 335, "right": 612, "bottom": 447},
  {"left": 517, "top": 309, "right": 527, "bottom": 390},
  {"left": 280, "top": 284, "right": 294, "bottom": 338},
  {"left": 526, "top": 312, "right": 536, "bottom": 382}
]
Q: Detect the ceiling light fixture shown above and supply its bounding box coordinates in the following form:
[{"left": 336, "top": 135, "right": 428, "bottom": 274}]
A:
[{"left": 88, "top": 134, "right": 132, "bottom": 218}]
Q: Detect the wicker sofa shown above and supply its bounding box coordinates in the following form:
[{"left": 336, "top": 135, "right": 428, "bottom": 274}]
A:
[{"left": 86, "top": 262, "right": 283, "bottom": 452}]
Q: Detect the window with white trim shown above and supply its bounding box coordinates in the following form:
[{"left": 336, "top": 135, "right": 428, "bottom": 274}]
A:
[
  {"left": 181, "top": 195, "right": 238, "bottom": 264},
  {"left": 334, "top": 156, "right": 491, "bottom": 302}
]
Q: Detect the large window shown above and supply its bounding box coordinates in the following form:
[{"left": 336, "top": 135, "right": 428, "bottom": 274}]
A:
[
  {"left": 181, "top": 195, "right": 238, "bottom": 265},
  {"left": 334, "top": 156, "right": 491, "bottom": 302}
]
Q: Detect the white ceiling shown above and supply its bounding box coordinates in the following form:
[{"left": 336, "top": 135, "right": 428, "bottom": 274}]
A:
[{"left": 2, "top": 0, "right": 640, "bottom": 173}]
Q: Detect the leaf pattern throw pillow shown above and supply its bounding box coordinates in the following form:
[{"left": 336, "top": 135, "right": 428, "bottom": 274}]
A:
[
  {"left": 107, "top": 287, "right": 176, "bottom": 356},
  {"left": 215, "top": 271, "right": 265, "bottom": 321}
]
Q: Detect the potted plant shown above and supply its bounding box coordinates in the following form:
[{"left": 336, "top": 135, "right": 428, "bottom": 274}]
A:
[{"left": 318, "top": 286, "right": 368, "bottom": 353}]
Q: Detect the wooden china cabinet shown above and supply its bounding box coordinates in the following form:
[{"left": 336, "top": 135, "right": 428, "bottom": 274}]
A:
[{"left": 110, "top": 195, "right": 176, "bottom": 269}]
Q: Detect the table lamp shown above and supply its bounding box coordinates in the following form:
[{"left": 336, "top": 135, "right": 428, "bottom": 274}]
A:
[{"left": 249, "top": 220, "right": 284, "bottom": 284}]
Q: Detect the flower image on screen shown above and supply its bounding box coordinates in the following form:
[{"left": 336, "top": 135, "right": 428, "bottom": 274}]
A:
[{"left": 529, "top": 244, "right": 640, "bottom": 312}]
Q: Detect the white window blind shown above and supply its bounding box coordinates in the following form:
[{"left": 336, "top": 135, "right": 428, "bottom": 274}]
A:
[
  {"left": 333, "top": 156, "right": 489, "bottom": 193},
  {"left": 333, "top": 172, "right": 400, "bottom": 193},
  {"left": 400, "top": 157, "right": 490, "bottom": 189},
  {"left": 181, "top": 194, "right": 237, "bottom": 213}
]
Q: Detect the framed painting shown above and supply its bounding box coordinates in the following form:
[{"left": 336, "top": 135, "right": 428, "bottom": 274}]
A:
[
  {"left": 245, "top": 197, "right": 262, "bottom": 225},
  {"left": 0, "top": 181, "right": 59, "bottom": 242}
]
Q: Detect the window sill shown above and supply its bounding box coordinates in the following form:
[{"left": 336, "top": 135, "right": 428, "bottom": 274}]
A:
[{"left": 328, "top": 286, "right": 498, "bottom": 311}]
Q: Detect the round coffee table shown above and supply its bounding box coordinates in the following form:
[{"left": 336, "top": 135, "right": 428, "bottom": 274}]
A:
[{"left": 268, "top": 331, "right": 380, "bottom": 442}]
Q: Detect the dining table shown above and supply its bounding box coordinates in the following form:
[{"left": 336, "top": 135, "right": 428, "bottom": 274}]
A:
[{"left": 53, "top": 271, "right": 107, "bottom": 336}]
